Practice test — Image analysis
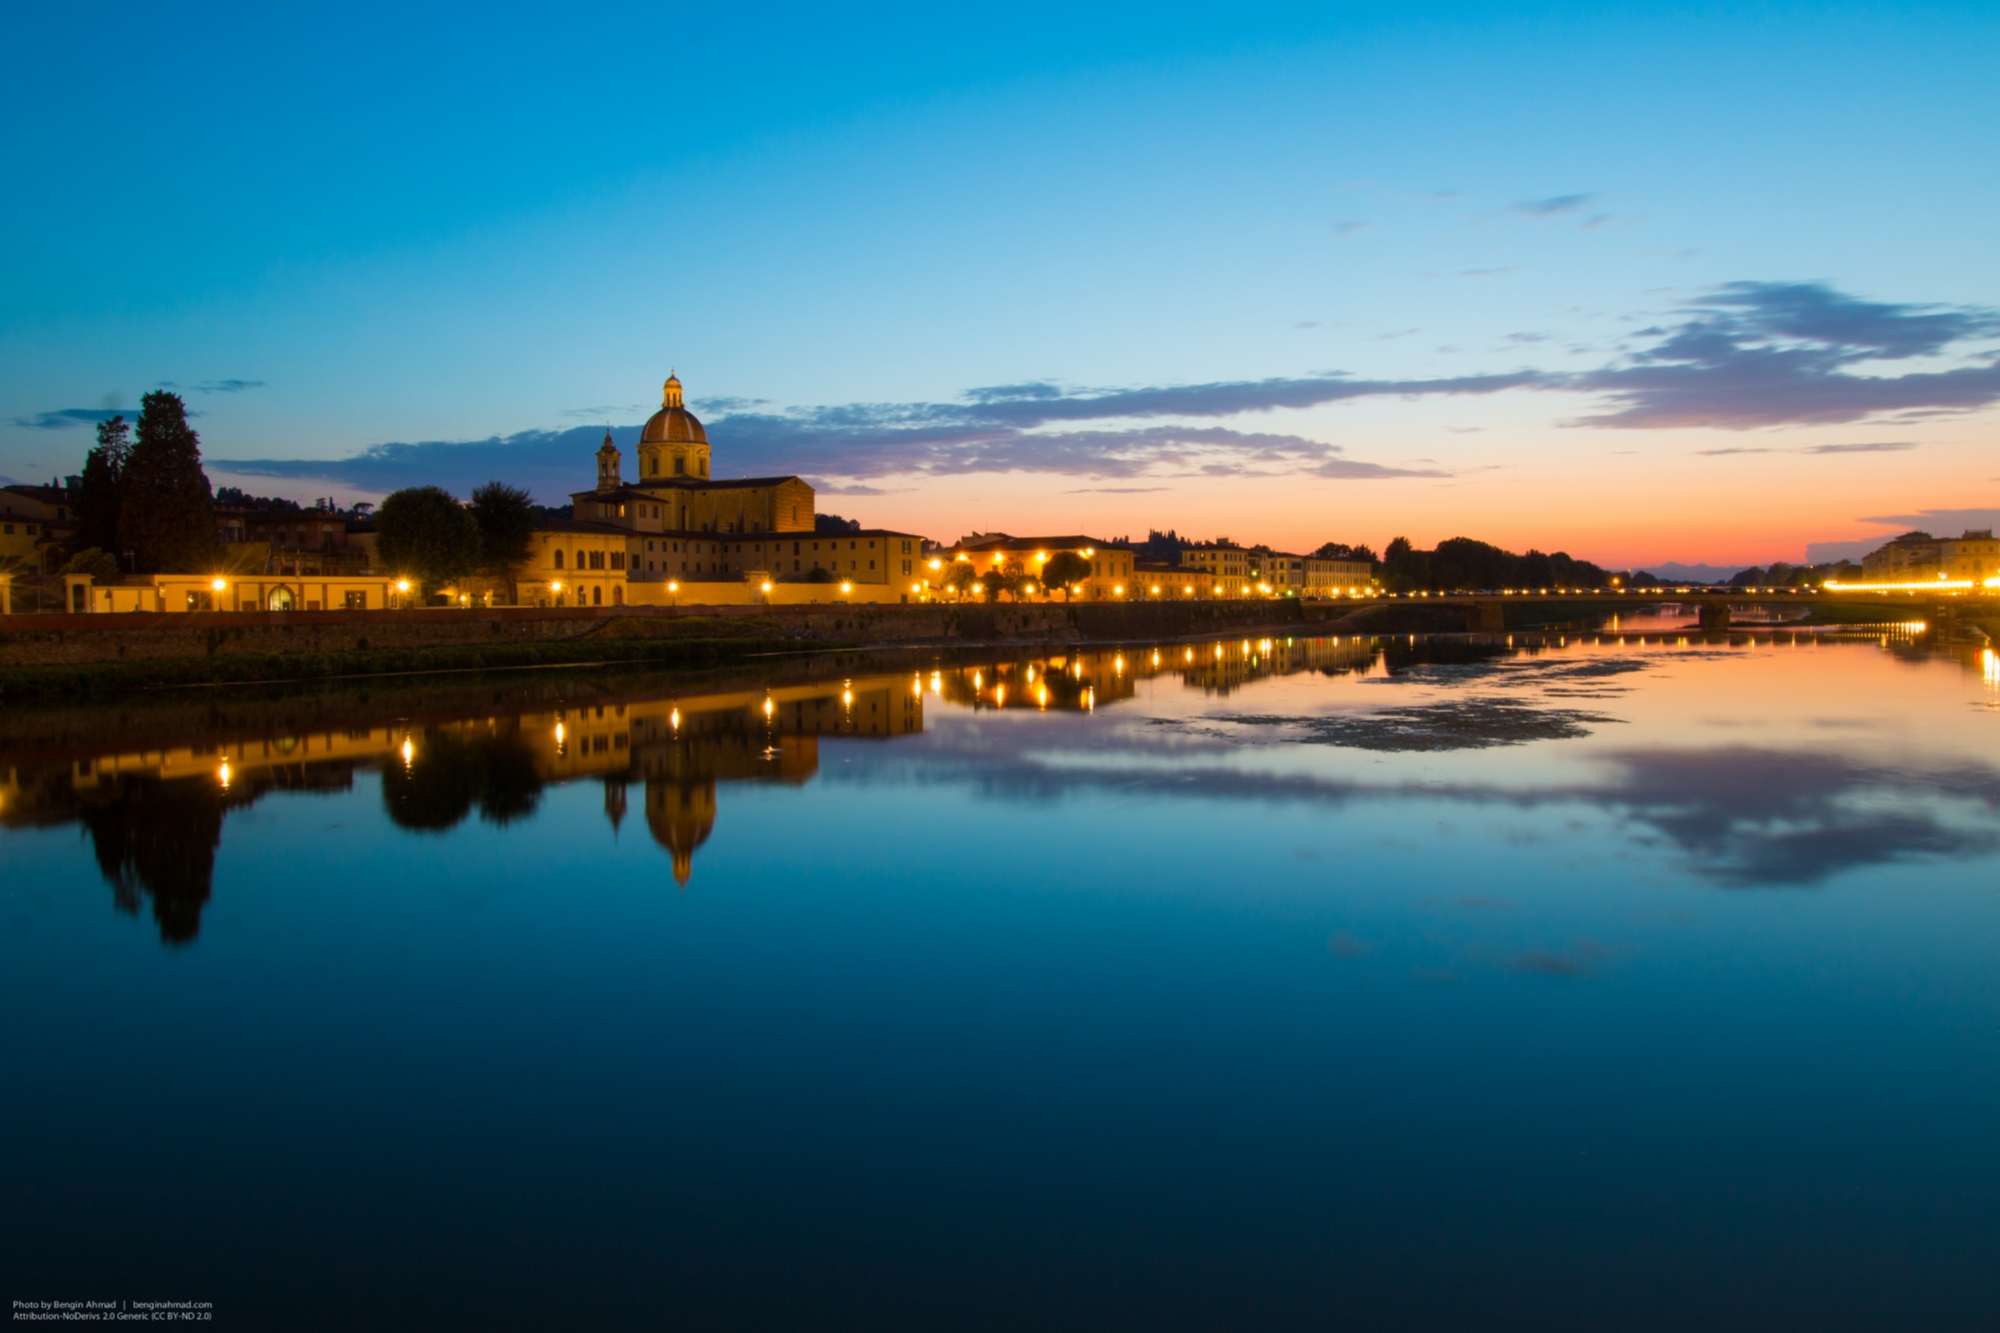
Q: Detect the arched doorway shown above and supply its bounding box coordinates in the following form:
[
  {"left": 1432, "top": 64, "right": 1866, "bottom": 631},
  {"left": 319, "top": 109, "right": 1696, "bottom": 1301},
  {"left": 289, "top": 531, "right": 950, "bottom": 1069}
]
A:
[{"left": 267, "top": 586, "right": 295, "bottom": 612}]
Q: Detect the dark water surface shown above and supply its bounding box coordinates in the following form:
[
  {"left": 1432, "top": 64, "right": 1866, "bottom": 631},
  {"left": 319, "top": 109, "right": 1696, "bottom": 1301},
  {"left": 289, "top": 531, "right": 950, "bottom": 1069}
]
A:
[{"left": 6, "top": 632, "right": 2000, "bottom": 1330}]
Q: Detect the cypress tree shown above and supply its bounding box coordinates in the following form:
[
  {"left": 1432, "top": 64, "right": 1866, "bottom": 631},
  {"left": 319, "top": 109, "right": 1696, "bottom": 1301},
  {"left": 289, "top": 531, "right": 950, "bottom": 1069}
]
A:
[
  {"left": 118, "top": 392, "right": 218, "bottom": 573},
  {"left": 75, "top": 415, "right": 129, "bottom": 558}
]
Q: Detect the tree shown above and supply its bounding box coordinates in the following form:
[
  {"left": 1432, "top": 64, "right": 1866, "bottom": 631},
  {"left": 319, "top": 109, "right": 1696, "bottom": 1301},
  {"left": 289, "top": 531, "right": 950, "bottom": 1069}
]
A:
[
  {"left": 118, "top": 394, "right": 218, "bottom": 573},
  {"left": 470, "top": 481, "right": 536, "bottom": 601},
  {"left": 75, "top": 415, "right": 129, "bottom": 557},
  {"left": 985, "top": 560, "right": 1028, "bottom": 602},
  {"left": 815, "top": 513, "right": 861, "bottom": 535},
  {"left": 61, "top": 547, "right": 122, "bottom": 583},
  {"left": 1042, "top": 550, "right": 1092, "bottom": 600},
  {"left": 375, "top": 486, "right": 481, "bottom": 596},
  {"left": 943, "top": 562, "right": 979, "bottom": 598}
]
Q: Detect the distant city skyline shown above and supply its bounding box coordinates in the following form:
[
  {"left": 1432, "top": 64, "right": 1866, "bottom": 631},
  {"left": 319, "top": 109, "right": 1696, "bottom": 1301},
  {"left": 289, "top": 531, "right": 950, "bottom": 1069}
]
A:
[{"left": 4, "top": 1, "right": 1995, "bottom": 566}]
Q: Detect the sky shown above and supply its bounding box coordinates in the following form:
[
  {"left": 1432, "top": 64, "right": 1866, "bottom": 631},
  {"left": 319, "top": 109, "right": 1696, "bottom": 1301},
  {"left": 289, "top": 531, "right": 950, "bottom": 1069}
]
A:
[{"left": 3, "top": 0, "right": 1996, "bottom": 568}]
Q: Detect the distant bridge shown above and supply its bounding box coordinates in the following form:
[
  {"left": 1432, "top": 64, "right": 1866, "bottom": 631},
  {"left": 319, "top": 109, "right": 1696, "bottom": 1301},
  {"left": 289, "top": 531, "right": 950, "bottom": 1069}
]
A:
[{"left": 1316, "top": 586, "right": 1993, "bottom": 633}]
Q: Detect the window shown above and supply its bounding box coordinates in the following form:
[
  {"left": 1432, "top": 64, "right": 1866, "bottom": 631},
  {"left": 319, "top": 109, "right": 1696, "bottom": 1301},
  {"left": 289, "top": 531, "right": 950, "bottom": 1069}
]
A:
[
  {"left": 611, "top": 552, "right": 625, "bottom": 570},
  {"left": 901, "top": 540, "right": 911, "bottom": 553},
  {"left": 344, "top": 590, "right": 367, "bottom": 610},
  {"left": 675, "top": 457, "right": 686, "bottom": 475},
  {"left": 592, "top": 585, "right": 602, "bottom": 606},
  {"left": 589, "top": 550, "right": 604, "bottom": 570},
  {"left": 553, "top": 550, "right": 564, "bottom": 569}
]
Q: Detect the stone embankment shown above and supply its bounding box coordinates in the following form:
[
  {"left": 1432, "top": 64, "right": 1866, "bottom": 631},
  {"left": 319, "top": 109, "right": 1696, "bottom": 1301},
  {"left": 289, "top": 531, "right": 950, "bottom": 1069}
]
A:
[{"left": 0, "top": 599, "right": 1327, "bottom": 671}]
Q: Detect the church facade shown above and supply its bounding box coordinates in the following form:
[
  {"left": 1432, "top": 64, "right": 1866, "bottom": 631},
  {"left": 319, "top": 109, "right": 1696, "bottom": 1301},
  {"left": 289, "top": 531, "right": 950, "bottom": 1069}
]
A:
[
  {"left": 568, "top": 374, "right": 816, "bottom": 539},
  {"left": 529, "top": 374, "right": 927, "bottom": 607}
]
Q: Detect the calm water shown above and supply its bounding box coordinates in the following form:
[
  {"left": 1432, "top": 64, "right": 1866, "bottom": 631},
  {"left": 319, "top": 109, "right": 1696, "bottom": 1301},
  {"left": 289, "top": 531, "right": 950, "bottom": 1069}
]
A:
[{"left": 5, "top": 631, "right": 2000, "bottom": 1330}]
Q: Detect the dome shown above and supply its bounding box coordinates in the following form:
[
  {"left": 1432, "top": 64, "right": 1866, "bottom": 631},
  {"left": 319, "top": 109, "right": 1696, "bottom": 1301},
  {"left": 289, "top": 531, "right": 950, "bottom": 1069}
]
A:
[{"left": 640, "top": 373, "right": 708, "bottom": 446}]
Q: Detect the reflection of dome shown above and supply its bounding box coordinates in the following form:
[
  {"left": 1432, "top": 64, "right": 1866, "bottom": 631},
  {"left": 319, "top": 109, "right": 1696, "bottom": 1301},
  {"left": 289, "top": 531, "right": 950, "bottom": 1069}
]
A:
[
  {"left": 645, "top": 778, "right": 716, "bottom": 889},
  {"left": 640, "top": 374, "right": 707, "bottom": 446}
]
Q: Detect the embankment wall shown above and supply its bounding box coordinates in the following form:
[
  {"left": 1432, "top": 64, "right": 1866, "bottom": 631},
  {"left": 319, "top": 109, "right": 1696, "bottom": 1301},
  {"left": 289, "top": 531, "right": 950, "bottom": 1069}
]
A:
[{"left": 0, "top": 599, "right": 1322, "bottom": 669}]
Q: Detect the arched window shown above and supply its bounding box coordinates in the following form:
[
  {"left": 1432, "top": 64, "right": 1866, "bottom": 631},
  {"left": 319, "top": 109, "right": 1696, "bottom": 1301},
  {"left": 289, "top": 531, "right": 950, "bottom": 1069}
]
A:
[
  {"left": 650, "top": 456, "right": 659, "bottom": 475},
  {"left": 674, "top": 456, "right": 685, "bottom": 475},
  {"left": 592, "top": 585, "right": 602, "bottom": 606},
  {"left": 552, "top": 549, "right": 564, "bottom": 569}
]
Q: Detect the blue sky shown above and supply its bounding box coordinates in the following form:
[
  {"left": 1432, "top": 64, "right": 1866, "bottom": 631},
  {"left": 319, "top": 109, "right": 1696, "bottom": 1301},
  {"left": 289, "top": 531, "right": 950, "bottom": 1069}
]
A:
[{"left": 4, "top": 1, "right": 1996, "bottom": 564}]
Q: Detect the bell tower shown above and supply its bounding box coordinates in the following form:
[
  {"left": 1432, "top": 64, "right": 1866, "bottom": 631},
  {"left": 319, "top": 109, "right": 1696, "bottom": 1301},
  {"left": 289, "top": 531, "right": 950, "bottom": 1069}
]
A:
[{"left": 595, "top": 429, "right": 622, "bottom": 492}]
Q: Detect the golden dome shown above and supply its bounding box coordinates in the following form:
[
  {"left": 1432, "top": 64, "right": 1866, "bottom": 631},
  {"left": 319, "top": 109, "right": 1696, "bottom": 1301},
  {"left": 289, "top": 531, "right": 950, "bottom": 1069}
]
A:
[{"left": 640, "top": 373, "right": 707, "bottom": 446}]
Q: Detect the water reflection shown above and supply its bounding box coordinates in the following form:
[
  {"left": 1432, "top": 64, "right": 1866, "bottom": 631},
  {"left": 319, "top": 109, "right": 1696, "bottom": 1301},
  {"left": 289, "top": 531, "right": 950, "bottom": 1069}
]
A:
[{"left": 4, "top": 630, "right": 1996, "bottom": 942}]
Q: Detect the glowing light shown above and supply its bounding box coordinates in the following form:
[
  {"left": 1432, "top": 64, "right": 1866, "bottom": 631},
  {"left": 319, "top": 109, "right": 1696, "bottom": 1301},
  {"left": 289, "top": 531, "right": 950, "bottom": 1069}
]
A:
[
  {"left": 763, "top": 697, "right": 775, "bottom": 718},
  {"left": 1985, "top": 649, "right": 1999, "bottom": 690},
  {"left": 1083, "top": 548, "right": 1094, "bottom": 557},
  {"left": 401, "top": 738, "right": 416, "bottom": 766},
  {"left": 670, "top": 709, "right": 680, "bottom": 728},
  {"left": 395, "top": 579, "right": 411, "bottom": 593},
  {"left": 930, "top": 671, "right": 942, "bottom": 695},
  {"left": 993, "top": 684, "right": 1005, "bottom": 705},
  {"left": 761, "top": 580, "right": 773, "bottom": 592},
  {"left": 217, "top": 761, "right": 231, "bottom": 789},
  {"left": 841, "top": 581, "right": 853, "bottom": 594},
  {"left": 1113, "top": 585, "right": 1124, "bottom": 595},
  {"left": 929, "top": 559, "right": 942, "bottom": 570},
  {"left": 210, "top": 577, "right": 227, "bottom": 592},
  {"left": 550, "top": 581, "right": 563, "bottom": 592},
  {"left": 667, "top": 580, "right": 679, "bottom": 592},
  {"left": 842, "top": 689, "right": 853, "bottom": 706},
  {"left": 1825, "top": 578, "right": 1976, "bottom": 592},
  {"left": 1036, "top": 685, "right": 1048, "bottom": 707}
]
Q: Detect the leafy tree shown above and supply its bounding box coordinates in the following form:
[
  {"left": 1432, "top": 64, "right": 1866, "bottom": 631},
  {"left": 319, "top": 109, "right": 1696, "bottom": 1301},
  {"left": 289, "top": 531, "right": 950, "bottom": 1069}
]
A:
[
  {"left": 982, "top": 561, "right": 1026, "bottom": 602},
  {"left": 375, "top": 486, "right": 481, "bottom": 596},
  {"left": 1313, "top": 540, "right": 1377, "bottom": 563},
  {"left": 61, "top": 547, "right": 122, "bottom": 582},
  {"left": 815, "top": 513, "right": 861, "bottom": 535},
  {"left": 75, "top": 416, "right": 129, "bottom": 557},
  {"left": 1042, "top": 550, "right": 1092, "bottom": 600},
  {"left": 118, "top": 393, "right": 218, "bottom": 573},
  {"left": 943, "top": 562, "right": 979, "bottom": 598},
  {"left": 470, "top": 481, "right": 536, "bottom": 601}
]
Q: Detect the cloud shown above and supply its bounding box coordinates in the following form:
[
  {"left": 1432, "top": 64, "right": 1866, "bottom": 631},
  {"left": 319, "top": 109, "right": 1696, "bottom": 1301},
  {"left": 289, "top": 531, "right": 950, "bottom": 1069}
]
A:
[
  {"left": 1597, "top": 746, "right": 2000, "bottom": 887},
  {"left": 1855, "top": 507, "right": 2000, "bottom": 532},
  {"left": 1509, "top": 193, "right": 1595, "bottom": 218},
  {"left": 206, "top": 280, "right": 1996, "bottom": 492},
  {"left": 1574, "top": 281, "right": 2000, "bottom": 428},
  {"left": 1576, "top": 214, "right": 1615, "bottom": 232},
  {"left": 806, "top": 481, "right": 904, "bottom": 496},
  {"left": 11, "top": 407, "right": 128, "bottom": 431},
  {"left": 1456, "top": 267, "right": 1517, "bottom": 279},
  {"left": 1506, "top": 940, "right": 1607, "bottom": 977},
  {"left": 193, "top": 379, "right": 265, "bottom": 394},
  {"left": 1064, "top": 486, "right": 1171, "bottom": 493},
  {"left": 1329, "top": 220, "right": 1368, "bottom": 240},
  {"left": 1696, "top": 440, "right": 1915, "bottom": 457}
]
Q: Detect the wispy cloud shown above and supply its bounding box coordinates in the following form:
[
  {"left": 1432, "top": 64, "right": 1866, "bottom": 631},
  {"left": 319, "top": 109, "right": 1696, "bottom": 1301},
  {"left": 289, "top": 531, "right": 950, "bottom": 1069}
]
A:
[
  {"left": 1065, "top": 486, "right": 1171, "bottom": 493},
  {"left": 1697, "top": 440, "right": 1916, "bottom": 457},
  {"left": 10, "top": 407, "right": 128, "bottom": 431},
  {"left": 206, "top": 280, "right": 2000, "bottom": 497},
  {"left": 1509, "top": 192, "right": 1594, "bottom": 218},
  {"left": 193, "top": 379, "right": 266, "bottom": 394},
  {"left": 1856, "top": 507, "right": 2000, "bottom": 531},
  {"left": 1575, "top": 281, "right": 2000, "bottom": 429},
  {"left": 1329, "top": 220, "right": 1368, "bottom": 240}
]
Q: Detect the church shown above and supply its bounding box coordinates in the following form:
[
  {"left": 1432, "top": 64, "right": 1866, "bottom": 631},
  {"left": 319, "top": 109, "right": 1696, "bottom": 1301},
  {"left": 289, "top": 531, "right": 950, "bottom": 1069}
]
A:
[
  {"left": 569, "top": 373, "right": 816, "bottom": 539},
  {"left": 531, "top": 374, "right": 927, "bottom": 606}
]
